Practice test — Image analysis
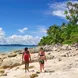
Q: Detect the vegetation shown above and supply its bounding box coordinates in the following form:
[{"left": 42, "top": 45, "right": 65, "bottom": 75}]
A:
[{"left": 38, "top": 2, "right": 78, "bottom": 45}]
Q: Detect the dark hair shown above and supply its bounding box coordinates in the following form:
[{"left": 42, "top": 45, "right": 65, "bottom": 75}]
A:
[
  {"left": 24, "top": 47, "right": 29, "bottom": 54},
  {"left": 24, "top": 47, "right": 28, "bottom": 51},
  {"left": 40, "top": 47, "right": 43, "bottom": 50}
]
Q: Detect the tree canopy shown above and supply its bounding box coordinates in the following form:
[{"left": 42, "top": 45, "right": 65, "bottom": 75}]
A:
[{"left": 38, "top": 2, "right": 78, "bottom": 45}]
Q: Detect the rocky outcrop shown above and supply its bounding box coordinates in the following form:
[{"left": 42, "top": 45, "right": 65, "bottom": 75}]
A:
[
  {"left": 29, "top": 46, "right": 41, "bottom": 53},
  {"left": 0, "top": 69, "right": 7, "bottom": 76},
  {"left": 7, "top": 53, "right": 17, "bottom": 57},
  {"left": 1, "top": 56, "right": 22, "bottom": 68}
]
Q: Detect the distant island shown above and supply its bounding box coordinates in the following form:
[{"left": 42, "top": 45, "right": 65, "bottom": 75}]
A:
[{"left": 0, "top": 44, "right": 37, "bottom": 46}]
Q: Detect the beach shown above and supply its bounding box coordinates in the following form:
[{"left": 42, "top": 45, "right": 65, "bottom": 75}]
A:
[
  {"left": 0, "top": 44, "right": 78, "bottom": 78},
  {"left": 0, "top": 0, "right": 78, "bottom": 78}
]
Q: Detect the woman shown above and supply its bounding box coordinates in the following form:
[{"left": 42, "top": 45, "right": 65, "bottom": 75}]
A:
[
  {"left": 22, "top": 47, "right": 31, "bottom": 72},
  {"left": 38, "top": 47, "right": 47, "bottom": 72}
]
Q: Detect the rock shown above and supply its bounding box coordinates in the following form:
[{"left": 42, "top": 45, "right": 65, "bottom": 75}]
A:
[
  {"left": 0, "top": 54, "right": 7, "bottom": 59},
  {"left": 71, "top": 43, "right": 78, "bottom": 48},
  {"left": 0, "top": 69, "right": 5, "bottom": 73},
  {"left": 61, "top": 44, "right": 69, "bottom": 50},
  {"left": 44, "top": 45, "right": 53, "bottom": 51},
  {"left": 0, "top": 69, "right": 7, "bottom": 76},
  {"left": 58, "top": 58, "right": 62, "bottom": 61},
  {"left": 46, "top": 55, "right": 55, "bottom": 59},
  {"left": 29, "top": 47, "right": 40, "bottom": 53},
  {"left": 44, "top": 69, "right": 55, "bottom": 73},
  {"left": 48, "top": 53, "right": 51, "bottom": 55},
  {"left": 0, "top": 59, "right": 3, "bottom": 66},
  {"left": 13, "top": 50, "right": 22, "bottom": 54},
  {"left": 36, "top": 71, "right": 40, "bottom": 74},
  {"left": 61, "top": 54, "right": 67, "bottom": 57},
  {"left": 15, "top": 66, "right": 20, "bottom": 70},
  {"left": 0, "top": 73, "right": 7, "bottom": 76},
  {"left": 52, "top": 47, "right": 58, "bottom": 51},
  {"left": 2, "top": 73, "right": 7, "bottom": 76},
  {"left": 31, "top": 53, "right": 39, "bottom": 62},
  {"left": 1, "top": 57, "right": 22, "bottom": 68},
  {"left": 30, "top": 73, "right": 38, "bottom": 78},
  {"left": 8, "top": 53, "right": 17, "bottom": 57}
]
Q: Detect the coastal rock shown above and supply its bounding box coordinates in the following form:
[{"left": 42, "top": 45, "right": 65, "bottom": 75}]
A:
[
  {"left": 44, "top": 69, "right": 55, "bottom": 73},
  {"left": 0, "top": 54, "right": 7, "bottom": 66},
  {"left": 31, "top": 53, "right": 39, "bottom": 62},
  {"left": 0, "top": 72, "right": 7, "bottom": 76},
  {"left": 71, "top": 43, "right": 78, "bottom": 47},
  {"left": 13, "top": 50, "right": 22, "bottom": 54},
  {"left": 61, "top": 44, "right": 69, "bottom": 50},
  {"left": 7, "top": 53, "right": 17, "bottom": 57},
  {"left": 0, "top": 69, "right": 7, "bottom": 76},
  {"left": 29, "top": 47, "right": 40, "bottom": 53},
  {"left": 44, "top": 45, "right": 53, "bottom": 51},
  {"left": 52, "top": 47, "right": 58, "bottom": 51},
  {"left": 1, "top": 56, "right": 22, "bottom": 68},
  {"left": 0, "top": 69, "right": 5, "bottom": 73},
  {"left": 30, "top": 73, "right": 38, "bottom": 78},
  {"left": 0, "top": 59, "right": 3, "bottom": 66},
  {"left": 46, "top": 55, "right": 55, "bottom": 59},
  {"left": 0, "top": 54, "right": 7, "bottom": 59}
]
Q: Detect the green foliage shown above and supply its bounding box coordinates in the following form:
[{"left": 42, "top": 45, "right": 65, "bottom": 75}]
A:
[
  {"left": 65, "top": 2, "right": 78, "bottom": 25},
  {"left": 38, "top": 2, "right": 78, "bottom": 45},
  {"left": 38, "top": 36, "right": 53, "bottom": 45}
]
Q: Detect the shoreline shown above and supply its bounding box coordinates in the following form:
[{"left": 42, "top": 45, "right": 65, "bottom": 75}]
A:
[{"left": 0, "top": 45, "right": 37, "bottom": 53}]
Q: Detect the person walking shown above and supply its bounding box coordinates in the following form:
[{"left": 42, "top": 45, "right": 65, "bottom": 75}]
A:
[
  {"left": 38, "top": 47, "right": 47, "bottom": 72},
  {"left": 22, "top": 47, "right": 31, "bottom": 72}
]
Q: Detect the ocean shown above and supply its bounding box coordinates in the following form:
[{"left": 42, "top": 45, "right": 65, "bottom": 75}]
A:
[{"left": 0, "top": 45, "right": 37, "bottom": 53}]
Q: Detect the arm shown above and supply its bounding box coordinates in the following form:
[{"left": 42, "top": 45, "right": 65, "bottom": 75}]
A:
[
  {"left": 29, "top": 52, "right": 31, "bottom": 61},
  {"left": 44, "top": 52, "right": 47, "bottom": 61}
]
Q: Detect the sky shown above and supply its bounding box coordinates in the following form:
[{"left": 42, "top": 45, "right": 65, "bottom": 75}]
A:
[{"left": 0, "top": 0, "right": 78, "bottom": 45}]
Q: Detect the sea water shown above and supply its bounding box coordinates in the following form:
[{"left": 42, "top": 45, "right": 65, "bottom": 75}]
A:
[{"left": 0, "top": 45, "right": 37, "bottom": 53}]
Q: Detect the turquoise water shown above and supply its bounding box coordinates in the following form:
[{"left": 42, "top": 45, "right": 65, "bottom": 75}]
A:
[{"left": 0, "top": 45, "right": 37, "bottom": 53}]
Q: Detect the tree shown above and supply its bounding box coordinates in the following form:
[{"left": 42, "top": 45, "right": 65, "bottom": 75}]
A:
[
  {"left": 38, "top": 2, "right": 78, "bottom": 45},
  {"left": 64, "top": 2, "right": 78, "bottom": 25},
  {"left": 47, "top": 25, "right": 62, "bottom": 44}
]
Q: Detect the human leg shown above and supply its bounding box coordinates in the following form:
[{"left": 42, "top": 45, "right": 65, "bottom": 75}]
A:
[
  {"left": 40, "top": 63, "right": 42, "bottom": 72},
  {"left": 26, "top": 62, "right": 29, "bottom": 72},
  {"left": 39, "top": 60, "right": 44, "bottom": 72},
  {"left": 42, "top": 64, "right": 44, "bottom": 70},
  {"left": 25, "top": 62, "right": 26, "bottom": 72}
]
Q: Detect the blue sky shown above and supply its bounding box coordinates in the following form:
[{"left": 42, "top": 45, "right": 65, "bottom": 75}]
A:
[{"left": 0, "top": 0, "right": 78, "bottom": 45}]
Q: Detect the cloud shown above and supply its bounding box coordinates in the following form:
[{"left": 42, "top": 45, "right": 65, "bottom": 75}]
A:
[
  {"left": 0, "top": 28, "right": 5, "bottom": 37},
  {"left": 52, "top": 10, "right": 65, "bottom": 18},
  {"left": 0, "top": 27, "right": 41, "bottom": 45},
  {"left": 31, "top": 25, "right": 47, "bottom": 37},
  {"left": 0, "top": 28, "right": 6, "bottom": 44},
  {"left": 18, "top": 27, "right": 28, "bottom": 33},
  {"left": 37, "top": 26, "right": 47, "bottom": 33},
  {"left": 48, "top": 0, "right": 78, "bottom": 18},
  {"left": 7, "top": 35, "right": 41, "bottom": 45}
]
